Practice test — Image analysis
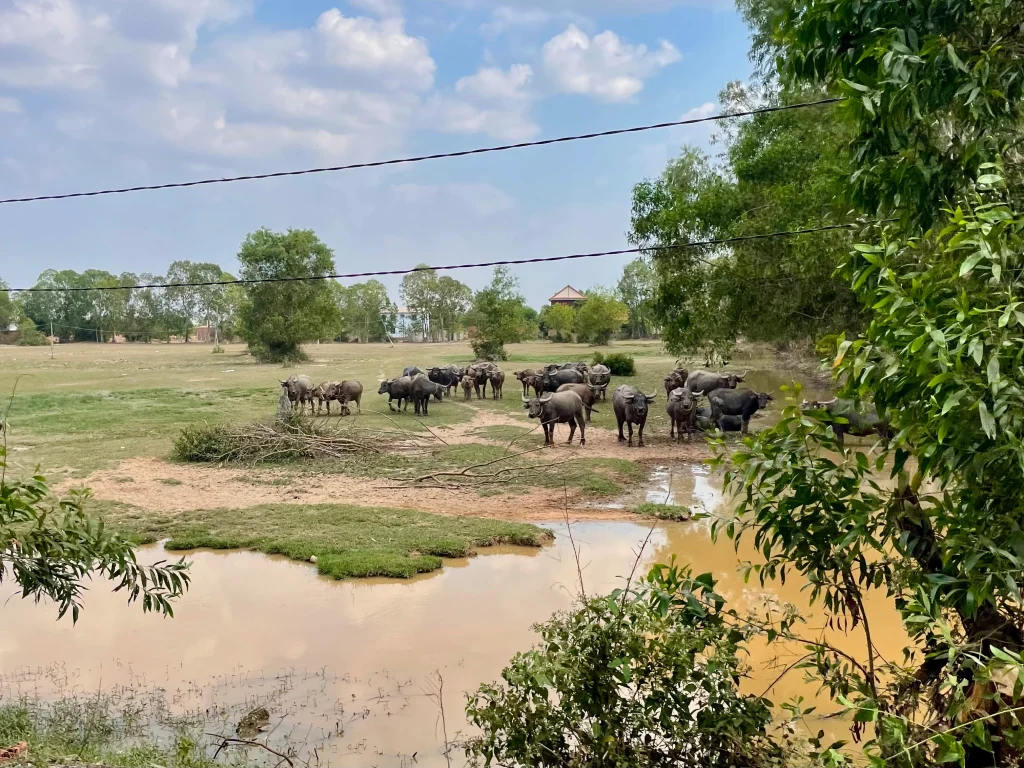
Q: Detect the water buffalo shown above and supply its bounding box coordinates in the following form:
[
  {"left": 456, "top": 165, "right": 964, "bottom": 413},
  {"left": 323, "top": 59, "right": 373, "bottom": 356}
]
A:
[
  {"left": 613, "top": 385, "right": 657, "bottom": 448},
  {"left": 316, "top": 380, "right": 363, "bottom": 415},
  {"left": 461, "top": 374, "right": 476, "bottom": 400},
  {"left": 280, "top": 375, "right": 315, "bottom": 413},
  {"left": 403, "top": 366, "right": 424, "bottom": 378},
  {"left": 428, "top": 366, "right": 461, "bottom": 396},
  {"left": 489, "top": 370, "right": 506, "bottom": 399},
  {"left": 556, "top": 383, "right": 603, "bottom": 422},
  {"left": 587, "top": 364, "right": 612, "bottom": 400},
  {"left": 685, "top": 370, "right": 747, "bottom": 396},
  {"left": 801, "top": 398, "right": 891, "bottom": 445},
  {"left": 465, "top": 364, "right": 491, "bottom": 398},
  {"left": 514, "top": 369, "right": 540, "bottom": 397},
  {"left": 666, "top": 387, "right": 698, "bottom": 441},
  {"left": 544, "top": 362, "right": 589, "bottom": 377},
  {"left": 378, "top": 376, "right": 414, "bottom": 412},
  {"left": 523, "top": 391, "right": 586, "bottom": 446},
  {"left": 708, "top": 388, "right": 773, "bottom": 434},
  {"left": 540, "top": 368, "right": 585, "bottom": 393},
  {"left": 663, "top": 368, "right": 690, "bottom": 397},
  {"left": 410, "top": 374, "right": 445, "bottom": 416}
]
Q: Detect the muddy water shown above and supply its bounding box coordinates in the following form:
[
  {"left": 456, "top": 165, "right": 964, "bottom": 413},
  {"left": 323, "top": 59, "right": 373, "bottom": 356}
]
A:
[{"left": 0, "top": 465, "right": 903, "bottom": 766}]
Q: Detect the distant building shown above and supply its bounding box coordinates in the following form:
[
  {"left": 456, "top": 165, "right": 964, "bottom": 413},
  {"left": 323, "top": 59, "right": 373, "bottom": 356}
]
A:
[
  {"left": 549, "top": 285, "right": 587, "bottom": 307},
  {"left": 395, "top": 307, "right": 428, "bottom": 342}
]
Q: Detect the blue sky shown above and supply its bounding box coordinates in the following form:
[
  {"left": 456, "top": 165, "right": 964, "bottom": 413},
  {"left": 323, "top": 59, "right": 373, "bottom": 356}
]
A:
[{"left": 0, "top": 0, "right": 752, "bottom": 306}]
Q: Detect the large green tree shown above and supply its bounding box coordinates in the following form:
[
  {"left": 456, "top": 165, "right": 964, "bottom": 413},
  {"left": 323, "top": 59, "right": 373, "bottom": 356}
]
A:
[
  {"left": 237, "top": 229, "right": 340, "bottom": 362},
  {"left": 616, "top": 258, "right": 658, "bottom": 338},
  {"left": 399, "top": 267, "right": 472, "bottom": 341},
  {"left": 574, "top": 290, "right": 630, "bottom": 346},
  {"left": 0, "top": 279, "right": 17, "bottom": 330},
  {"left": 714, "top": 0, "right": 1024, "bottom": 765},
  {"left": 465, "top": 267, "right": 532, "bottom": 360},
  {"left": 538, "top": 303, "right": 577, "bottom": 341},
  {"left": 337, "top": 280, "right": 397, "bottom": 343},
  {"left": 629, "top": 82, "right": 862, "bottom": 356}
]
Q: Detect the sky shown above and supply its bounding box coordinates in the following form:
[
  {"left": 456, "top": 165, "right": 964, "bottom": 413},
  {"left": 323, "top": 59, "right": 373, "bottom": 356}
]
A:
[{"left": 0, "top": 0, "right": 753, "bottom": 307}]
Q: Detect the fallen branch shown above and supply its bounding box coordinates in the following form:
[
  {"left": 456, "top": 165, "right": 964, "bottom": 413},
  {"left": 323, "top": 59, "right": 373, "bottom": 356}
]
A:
[{"left": 207, "top": 733, "right": 295, "bottom": 768}]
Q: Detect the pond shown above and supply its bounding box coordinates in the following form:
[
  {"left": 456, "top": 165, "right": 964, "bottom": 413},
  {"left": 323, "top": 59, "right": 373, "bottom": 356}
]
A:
[{"left": 0, "top": 462, "right": 903, "bottom": 767}]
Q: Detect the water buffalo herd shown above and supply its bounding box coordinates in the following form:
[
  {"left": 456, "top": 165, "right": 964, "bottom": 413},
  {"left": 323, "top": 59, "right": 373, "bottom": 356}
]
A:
[{"left": 281, "top": 361, "right": 886, "bottom": 448}]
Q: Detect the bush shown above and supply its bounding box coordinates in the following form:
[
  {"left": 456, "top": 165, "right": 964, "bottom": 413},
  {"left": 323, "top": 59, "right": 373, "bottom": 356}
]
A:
[
  {"left": 17, "top": 326, "right": 49, "bottom": 346},
  {"left": 248, "top": 341, "right": 309, "bottom": 364},
  {"left": 466, "top": 563, "right": 784, "bottom": 767},
  {"left": 593, "top": 352, "right": 635, "bottom": 376},
  {"left": 468, "top": 328, "right": 507, "bottom": 361}
]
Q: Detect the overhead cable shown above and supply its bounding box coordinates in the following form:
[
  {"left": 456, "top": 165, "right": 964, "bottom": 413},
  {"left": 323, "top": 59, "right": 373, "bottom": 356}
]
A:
[
  {"left": 0, "top": 99, "right": 843, "bottom": 206},
  {"left": 6, "top": 222, "right": 867, "bottom": 293}
]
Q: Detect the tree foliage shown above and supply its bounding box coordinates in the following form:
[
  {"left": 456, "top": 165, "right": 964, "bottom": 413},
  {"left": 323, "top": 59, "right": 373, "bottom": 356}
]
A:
[
  {"left": 236, "top": 229, "right": 341, "bottom": 363},
  {"left": 629, "top": 82, "right": 863, "bottom": 355},
  {"left": 0, "top": 279, "right": 17, "bottom": 330},
  {"left": 538, "top": 303, "right": 577, "bottom": 341},
  {"left": 574, "top": 292, "right": 629, "bottom": 346},
  {"left": 18, "top": 265, "right": 237, "bottom": 343},
  {"left": 616, "top": 258, "right": 658, "bottom": 338},
  {"left": 1, "top": 444, "right": 189, "bottom": 622},
  {"left": 465, "top": 267, "right": 533, "bottom": 360},
  {"left": 716, "top": 0, "right": 1024, "bottom": 765},
  {"left": 337, "top": 280, "right": 397, "bottom": 343},
  {"left": 399, "top": 267, "right": 472, "bottom": 341},
  {"left": 466, "top": 561, "right": 785, "bottom": 768}
]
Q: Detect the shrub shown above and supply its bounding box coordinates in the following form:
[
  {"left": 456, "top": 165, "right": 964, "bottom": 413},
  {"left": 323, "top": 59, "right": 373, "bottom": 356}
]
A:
[
  {"left": 466, "top": 563, "right": 784, "bottom": 767},
  {"left": 593, "top": 352, "right": 635, "bottom": 376},
  {"left": 17, "top": 326, "right": 49, "bottom": 346},
  {"left": 467, "top": 327, "right": 507, "bottom": 361}
]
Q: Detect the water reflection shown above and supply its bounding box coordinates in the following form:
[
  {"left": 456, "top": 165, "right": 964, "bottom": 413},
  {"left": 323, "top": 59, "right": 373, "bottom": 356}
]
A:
[{"left": 0, "top": 465, "right": 903, "bottom": 765}]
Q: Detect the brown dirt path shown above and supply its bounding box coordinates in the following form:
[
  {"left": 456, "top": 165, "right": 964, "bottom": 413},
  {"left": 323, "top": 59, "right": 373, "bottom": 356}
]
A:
[{"left": 66, "top": 407, "right": 712, "bottom": 522}]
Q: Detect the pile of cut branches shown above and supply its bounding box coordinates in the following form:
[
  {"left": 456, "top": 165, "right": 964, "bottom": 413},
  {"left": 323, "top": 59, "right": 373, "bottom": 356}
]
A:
[
  {"left": 391, "top": 447, "right": 574, "bottom": 490},
  {"left": 173, "top": 418, "right": 433, "bottom": 465}
]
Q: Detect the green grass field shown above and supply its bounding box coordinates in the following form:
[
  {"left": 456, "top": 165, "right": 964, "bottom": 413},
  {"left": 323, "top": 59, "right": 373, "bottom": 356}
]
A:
[
  {"left": 101, "top": 500, "right": 552, "bottom": 579},
  {"left": 0, "top": 339, "right": 694, "bottom": 476},
  {"left": 0, "top": 339, "right": 825, "bottom": 580}
]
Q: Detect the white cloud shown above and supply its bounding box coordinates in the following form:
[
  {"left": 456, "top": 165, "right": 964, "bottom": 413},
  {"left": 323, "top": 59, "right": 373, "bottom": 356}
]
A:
[
  {"left": 427, "top": 97, "right": 539, "bottom": 141},
  {"left": 479, "top": 6, "right": 585, "bottom": 35},
  {"left": 0, "top": 97, "right": 22, "bottom": 113},
  {"left": 681, "top": 102, "right": 716, "bottom": 121},
  {"left": 314, "top": 10, "right": 435, "bottom": 90},
  {"left": 431, "top": 63, "right": 538, "bottom": 140},
  {"left": 455, "top": 64, "right": 532, "bottom": 100},
  {"left": 541, "top": 24, "right": 680, "bottom": 102}
]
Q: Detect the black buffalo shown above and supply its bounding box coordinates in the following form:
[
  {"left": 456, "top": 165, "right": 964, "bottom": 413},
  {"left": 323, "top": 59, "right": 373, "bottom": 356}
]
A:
[
  {"left": 539, "top": 368, "right": 585, "bottom": 393},
  {"left": 708, "top": 388, "right": 773, "bottom": 434},
  {"left": 685, "top": 370, "right": 747, "bottom": 396},
  {"left": 428, "top": 365, "right": 461, "bottom": 396},
  {"left": 801, "top": 398, "right": 891, "bottom": 445},
  {"left": 523, "top": 391, "right": 586, "bottom": 446},
  {"left": 612, "top": 385, "right": 657, "bottom": 448},
  {"left": 410, "top": 374, "right": 445, "bottom": 416},
  {"left": 378, "top": 376, "right": 414, "bottom": 412}
]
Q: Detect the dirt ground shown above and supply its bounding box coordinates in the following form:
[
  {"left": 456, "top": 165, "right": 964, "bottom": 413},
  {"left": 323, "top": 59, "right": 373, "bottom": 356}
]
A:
[{"left": 73, "top": 408, "right": 712, "bottom": 522}]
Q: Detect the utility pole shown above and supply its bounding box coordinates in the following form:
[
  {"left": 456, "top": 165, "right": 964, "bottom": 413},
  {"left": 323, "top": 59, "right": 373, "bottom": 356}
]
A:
[{"left": 50, "top": 321, "right": 54, "bottom": 359}]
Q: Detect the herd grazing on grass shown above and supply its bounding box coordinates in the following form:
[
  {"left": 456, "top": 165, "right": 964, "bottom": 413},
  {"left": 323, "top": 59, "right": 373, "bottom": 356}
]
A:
[{"left": 278, "top": 359, "right": 883, "bottom": 449}]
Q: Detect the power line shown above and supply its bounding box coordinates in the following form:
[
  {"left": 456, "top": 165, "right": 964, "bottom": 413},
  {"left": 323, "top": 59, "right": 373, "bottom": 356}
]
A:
[
  {"left": 0, "top": 99, "right": 843, "bottom": 206},
  {"left": 6, "top": 222, "right": 867, "bottom": 293}
]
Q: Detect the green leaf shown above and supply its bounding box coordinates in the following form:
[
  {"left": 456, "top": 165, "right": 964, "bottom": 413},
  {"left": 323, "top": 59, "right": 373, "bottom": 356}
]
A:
[
  {"left": 959, "top": 252, "right": 986, "bottom": 276},
  {"left": 979, "top": 401, "right": 996, "bottom": 439},
  {"left": 987, "top": 355, "right": 1000, "bottom": 386}
]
